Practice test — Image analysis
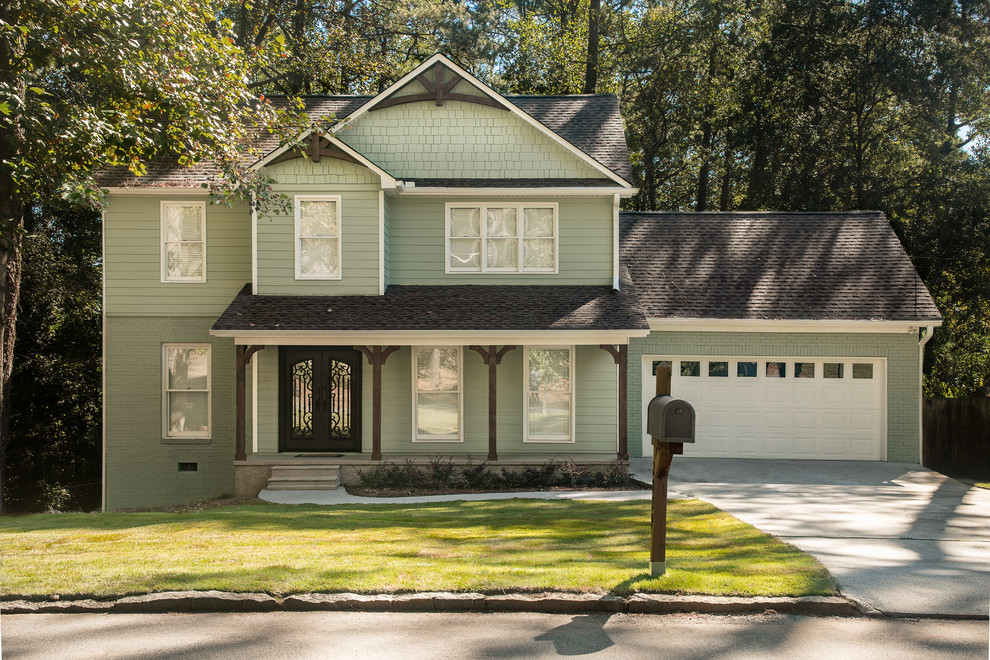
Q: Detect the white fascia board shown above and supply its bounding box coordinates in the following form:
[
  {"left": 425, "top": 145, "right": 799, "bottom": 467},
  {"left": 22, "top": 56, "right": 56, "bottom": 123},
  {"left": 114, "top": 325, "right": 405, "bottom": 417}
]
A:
[
  {"left": 339, "top": 54, "right": 634, "bottom": 188},
  {"left": 254, "top": 134, "right": 397, "bottom": 189},
  {"left": 394, "top": 185, "right": 638, "bottom": 197},
  {"left": 647, "top": 318, "right": 942, "bottom": 334},
  {"left": 210, "top": 329, "right": 650, "bottom": 346},
  {"left": 105, "top": 187, "right": 209, "bottom": 195}
]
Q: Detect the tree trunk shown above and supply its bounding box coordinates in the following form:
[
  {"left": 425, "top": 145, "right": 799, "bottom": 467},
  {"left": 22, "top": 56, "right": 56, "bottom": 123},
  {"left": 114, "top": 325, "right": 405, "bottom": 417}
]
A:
[
  {"left": 0, "top": 177, "right": 24, "bottom": 515},
  {"left": 0, "top": 0, "right": 25, "bottom": 514},
  {"left": 719, "top": 128, "right": 733, "bottom": 211},
  {"left": 584, "top": 0, "right": 601, "bottom": 94}
]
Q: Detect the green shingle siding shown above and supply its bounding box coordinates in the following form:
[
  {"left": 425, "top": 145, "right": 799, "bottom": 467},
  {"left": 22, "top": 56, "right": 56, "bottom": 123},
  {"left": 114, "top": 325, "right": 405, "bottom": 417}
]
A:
[
  {"left": 338, "top": 101, "right": 603, "bottom": 180},
  {"left": 627, "top": 330, "right": 921, "bottom": 462}
]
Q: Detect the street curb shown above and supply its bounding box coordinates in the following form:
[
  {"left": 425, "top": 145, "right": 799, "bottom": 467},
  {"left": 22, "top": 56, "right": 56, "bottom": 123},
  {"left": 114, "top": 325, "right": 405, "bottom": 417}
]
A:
[
  {"left": 0, "top": 591, "right": 868, "bottom": 617},
  {"left": 4, "top": 591, "right": 986, "bottom": 620}
]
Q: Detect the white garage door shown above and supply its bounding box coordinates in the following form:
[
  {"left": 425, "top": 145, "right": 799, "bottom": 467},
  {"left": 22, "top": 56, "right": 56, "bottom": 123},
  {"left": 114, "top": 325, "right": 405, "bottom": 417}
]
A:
[{"left": 642, "top": 356, "right": 886, "bottom": 460}]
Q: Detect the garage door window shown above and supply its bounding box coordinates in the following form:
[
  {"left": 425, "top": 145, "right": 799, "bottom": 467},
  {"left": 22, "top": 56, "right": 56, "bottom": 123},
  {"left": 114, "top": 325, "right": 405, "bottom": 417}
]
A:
[
  {"left": 766, "top": 362, "right": 786, "bottom": 377},
  {"left": 709, "top": 361, "right": 729, "bottom": 377},
  {"left": 737, "top": 361, "right": 758, "bottom": 377},
  {"left": 795, "top": 362, "right": 815, "bottom": 378},
  {"left": 680, "top": 361, "right": 700, "bottom": 377},
  {"left": 824, "top": 363, "right": 844, "bottom": 378},
  {"left": 852, "top": 363, "right": 874, "bottom": 379}
]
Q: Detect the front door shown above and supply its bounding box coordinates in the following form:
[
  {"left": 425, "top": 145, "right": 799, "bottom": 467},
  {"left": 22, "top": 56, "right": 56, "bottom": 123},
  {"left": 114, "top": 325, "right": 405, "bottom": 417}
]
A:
[{"left": 280, "top": 347, "right": 362, "bottom": 452}]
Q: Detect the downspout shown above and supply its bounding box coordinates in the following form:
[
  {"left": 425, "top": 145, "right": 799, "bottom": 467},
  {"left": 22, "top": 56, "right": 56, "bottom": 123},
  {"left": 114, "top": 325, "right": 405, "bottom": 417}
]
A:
[
  {"left": 612, "top": 193, "right": 620, "bottom": 290},
  {"left": 251, "top": 194, "right": 258, "bottom": 295},
  {"left": 101, "top": 209, "right": 107, "bottom": 512},
  {"left": 918, "top": 325, "right": 935, "bottom": 464}
]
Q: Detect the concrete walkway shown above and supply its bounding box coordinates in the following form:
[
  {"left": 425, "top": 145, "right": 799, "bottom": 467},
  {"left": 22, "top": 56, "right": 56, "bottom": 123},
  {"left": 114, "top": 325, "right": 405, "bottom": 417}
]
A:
[{"left": 631, "top": 457, "right": 990, "bottom": 618}]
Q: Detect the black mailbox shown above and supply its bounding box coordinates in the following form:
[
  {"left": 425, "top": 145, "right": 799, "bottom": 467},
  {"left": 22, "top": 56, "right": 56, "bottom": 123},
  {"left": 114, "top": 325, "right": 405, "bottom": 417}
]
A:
[{"left": 647, "top": 395, "right": 696, "bottom": 443}]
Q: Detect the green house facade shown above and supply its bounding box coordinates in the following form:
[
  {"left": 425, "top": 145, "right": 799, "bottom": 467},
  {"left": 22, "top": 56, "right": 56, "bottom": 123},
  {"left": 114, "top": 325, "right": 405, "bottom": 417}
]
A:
[{"left": 98, "top": 55, "right": 941, "bottom": 510}]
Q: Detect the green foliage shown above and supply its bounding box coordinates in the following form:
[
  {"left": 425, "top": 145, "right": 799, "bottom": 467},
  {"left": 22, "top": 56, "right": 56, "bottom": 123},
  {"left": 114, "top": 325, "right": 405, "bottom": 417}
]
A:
[
  {"left": 356, "top": 457, "right": 641, "bottom": 492},
  {"left": 7, "top": 202, "right": 102, "bottom": 512}
]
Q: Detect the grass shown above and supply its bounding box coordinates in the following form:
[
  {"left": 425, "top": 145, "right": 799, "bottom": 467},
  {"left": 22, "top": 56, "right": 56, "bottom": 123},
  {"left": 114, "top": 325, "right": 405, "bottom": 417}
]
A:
[
  {"left": 0, "top": 499, "right": 835, "bottom": 600},
  {"left": 975, "top": 483, "right": 990, "bottom": 490}
]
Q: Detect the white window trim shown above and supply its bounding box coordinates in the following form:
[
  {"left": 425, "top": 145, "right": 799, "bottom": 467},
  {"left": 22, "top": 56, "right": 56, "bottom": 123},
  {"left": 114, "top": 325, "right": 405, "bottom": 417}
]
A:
[
  {"left": 445, "top": 202, "right": 559, "bottom": 274},
  {"left": 294, "top": 195, "right": 343, "bottom": 280},
  {"left": 412, "top": 346, "right": 464, "bottom": 442},
  {"left": 162, "top": 343, "right": 212, "bottom": 439},
  {"left": 523, "top": 345, "right": 575, "bottom": 443},
  {"left": 160, "top": 201, "right": 207, "bottom": 283}
]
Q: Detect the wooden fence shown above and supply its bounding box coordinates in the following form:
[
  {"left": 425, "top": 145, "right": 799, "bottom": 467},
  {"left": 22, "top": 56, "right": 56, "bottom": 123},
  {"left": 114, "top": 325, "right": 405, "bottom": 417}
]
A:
[{"left": 923, "top": 397, "right": 990, "bottom": 479}]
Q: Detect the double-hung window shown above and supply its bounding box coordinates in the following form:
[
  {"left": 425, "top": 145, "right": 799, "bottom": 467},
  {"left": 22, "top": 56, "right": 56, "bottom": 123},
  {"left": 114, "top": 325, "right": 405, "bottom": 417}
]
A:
[
  {"left": 163, "top": 344, "right": 211, "bottom": 439},
  {"left": 161, "top": 201, "right": 206, "bottom": 282},
  {"left": 295, "top": 195, "right": 342, "bottom": 279},
  {"left": 524, "top": 346, "right": 574, "bottom": 442},
  {"left": 446, "top": 203, "right": 557, "bottom": 273},
  {"left": 413, "top": 346, "right": 462, "bottom": 441}
]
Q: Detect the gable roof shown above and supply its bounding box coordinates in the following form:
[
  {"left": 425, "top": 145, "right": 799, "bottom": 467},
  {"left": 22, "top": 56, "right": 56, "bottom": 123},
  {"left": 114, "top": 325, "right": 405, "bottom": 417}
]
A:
[
  {"left": 98, "top": 58, "right": 633, "bottom": 189},
  {"left": 620, "top": 211, "right": 942, "bottom": 323}
]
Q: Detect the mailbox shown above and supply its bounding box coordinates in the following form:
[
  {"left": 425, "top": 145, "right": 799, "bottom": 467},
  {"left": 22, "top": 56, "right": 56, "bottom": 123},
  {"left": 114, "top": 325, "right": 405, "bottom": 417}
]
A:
[{"left": 647, "top": 395, "right": 696, "bottom": 443}]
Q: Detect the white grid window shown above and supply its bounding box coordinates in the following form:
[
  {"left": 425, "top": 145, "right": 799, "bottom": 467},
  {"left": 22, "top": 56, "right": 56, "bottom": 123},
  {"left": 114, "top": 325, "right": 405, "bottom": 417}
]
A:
[
  {"left": 295, "top": 195, "right": 342, "bottom": 279},
  {"left": 413, "top": 347, "right": 463, "bottom": 441},
  {"left": 524, "top": 346, "right": 574, "bottom": 442},
  {"left": 163, "top": 344, "right": 211, "bottom": 439},
  {"left": 161, "top": 201, "right": 206, "bottom": 282},
  {"left": 446, "top": 203, "right": 557, "bottom": 273}
]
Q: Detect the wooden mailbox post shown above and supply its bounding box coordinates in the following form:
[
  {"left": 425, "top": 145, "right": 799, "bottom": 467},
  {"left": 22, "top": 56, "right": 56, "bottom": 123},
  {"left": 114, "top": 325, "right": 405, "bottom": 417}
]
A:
[{"left": 649, "top": 362, "right": 688, "bottom": 577}]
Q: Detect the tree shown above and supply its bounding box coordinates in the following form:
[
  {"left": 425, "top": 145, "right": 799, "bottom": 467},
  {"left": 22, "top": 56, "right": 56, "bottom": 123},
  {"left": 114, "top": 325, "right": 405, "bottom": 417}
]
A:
[{"left": 0, "top": 0, "right": 311, "bottom": 511}]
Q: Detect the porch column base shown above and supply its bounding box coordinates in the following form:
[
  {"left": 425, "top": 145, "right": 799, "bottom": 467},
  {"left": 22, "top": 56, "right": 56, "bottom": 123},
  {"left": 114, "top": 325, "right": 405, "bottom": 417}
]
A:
[{"left": 650, "top": 561, "right": 666, "bottom": 577}]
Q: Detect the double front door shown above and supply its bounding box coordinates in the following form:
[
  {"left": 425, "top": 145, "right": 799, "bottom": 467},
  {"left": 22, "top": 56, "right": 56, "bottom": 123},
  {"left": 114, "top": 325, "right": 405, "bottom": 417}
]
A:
[{"left": 280, "top": 347, "right": 362, "bottom": 452}]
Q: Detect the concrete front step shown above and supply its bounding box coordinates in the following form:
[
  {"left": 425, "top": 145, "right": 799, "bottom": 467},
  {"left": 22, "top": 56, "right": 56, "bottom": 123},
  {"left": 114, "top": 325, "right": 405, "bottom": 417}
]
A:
[{"left": 267, "top": 465, "right": 341, "bottom": 491}]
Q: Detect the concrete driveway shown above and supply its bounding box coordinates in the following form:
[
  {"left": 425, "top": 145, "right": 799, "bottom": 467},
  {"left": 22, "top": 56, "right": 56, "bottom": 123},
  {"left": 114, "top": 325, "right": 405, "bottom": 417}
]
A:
[{"left": 630, "top": 458, "right": 990, "bottom": 618}]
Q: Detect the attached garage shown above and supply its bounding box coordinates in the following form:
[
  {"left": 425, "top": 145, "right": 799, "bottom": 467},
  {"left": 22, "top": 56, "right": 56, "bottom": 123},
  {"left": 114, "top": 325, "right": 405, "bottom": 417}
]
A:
[
  {"left": 641, "top": 356, "right": 886, "bottom": 460},
  {"left": 620, "top": 211, "right": 943, "bottom": 464}
]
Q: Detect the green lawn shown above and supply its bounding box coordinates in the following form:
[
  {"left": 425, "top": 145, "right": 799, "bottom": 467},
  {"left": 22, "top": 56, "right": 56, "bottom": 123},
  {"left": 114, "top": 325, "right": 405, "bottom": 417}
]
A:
[
  {"left": 975, "top": 482, "right": 990, "bottom": 490},
  {"left": 0, "top": 499, "right": 835, "bottom": 599}
]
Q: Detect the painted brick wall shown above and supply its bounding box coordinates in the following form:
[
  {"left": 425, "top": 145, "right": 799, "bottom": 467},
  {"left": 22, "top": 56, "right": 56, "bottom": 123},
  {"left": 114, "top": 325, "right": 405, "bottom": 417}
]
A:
[
  {"left": 627, "top": 330, "right": 922, "bottom": 462},
  {"left": 104, "top": 317, "right": 238, "bottom": 510}
]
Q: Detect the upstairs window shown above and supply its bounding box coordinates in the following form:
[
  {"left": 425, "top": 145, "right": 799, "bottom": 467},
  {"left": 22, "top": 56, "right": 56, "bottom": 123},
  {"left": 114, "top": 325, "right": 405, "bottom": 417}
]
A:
[
  {"left": 161, "top": 201, "right": 206, "bottom": 282},
  {"left": 446, "top": 203, "right": 557, "bottom": 273},
  {"left": 295, "top": 195, "right": 342, "bottom": 279}
]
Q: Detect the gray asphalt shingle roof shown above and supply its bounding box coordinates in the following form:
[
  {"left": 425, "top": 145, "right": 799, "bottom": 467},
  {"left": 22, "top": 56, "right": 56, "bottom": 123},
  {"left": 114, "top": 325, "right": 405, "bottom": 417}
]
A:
[
  {"left": 213, "top": 279, "right": 649, "bottom": 333},
  {"left": 619, "top": 211, "right": 942, "bottom": 322}
]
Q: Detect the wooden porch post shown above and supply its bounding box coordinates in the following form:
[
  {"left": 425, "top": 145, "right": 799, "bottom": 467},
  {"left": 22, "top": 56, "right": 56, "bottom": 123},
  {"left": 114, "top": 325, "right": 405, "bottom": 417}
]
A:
[
  {"left": 235, "top": 345, "right": 265, "bottom": 462},
  {"left": 468, "top": 345, "right": 516, "bottom": 461},
  {"left": 355, "top": 346, "right": 400, "bottom": 461},
  {"left": 600, "top": 344, "right": 628, "bottom": 459}
]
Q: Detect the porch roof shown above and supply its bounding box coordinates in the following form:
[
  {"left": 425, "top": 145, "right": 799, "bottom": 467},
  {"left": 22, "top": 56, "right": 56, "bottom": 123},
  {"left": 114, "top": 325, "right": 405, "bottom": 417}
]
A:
[{"left": 212, "top": 280, "right": 649, "bottom": 336}]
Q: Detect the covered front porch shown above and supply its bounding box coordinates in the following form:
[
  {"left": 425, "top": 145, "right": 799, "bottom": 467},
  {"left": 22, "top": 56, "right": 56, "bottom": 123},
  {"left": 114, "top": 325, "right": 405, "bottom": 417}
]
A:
[{"left": 211, "top": 281, "right": 649, "bottom": 497}]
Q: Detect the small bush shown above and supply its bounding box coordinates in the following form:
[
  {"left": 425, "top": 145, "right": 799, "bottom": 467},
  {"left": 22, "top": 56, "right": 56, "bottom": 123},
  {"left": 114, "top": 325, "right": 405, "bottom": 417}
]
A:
[{"left": 356, "top": 456, "right": 640, "bottom": 493}]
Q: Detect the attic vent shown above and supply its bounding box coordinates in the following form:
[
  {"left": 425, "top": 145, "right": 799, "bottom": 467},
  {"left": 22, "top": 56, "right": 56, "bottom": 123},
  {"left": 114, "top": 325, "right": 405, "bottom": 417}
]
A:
[{"left": 178, "top": 462, "right": 198, "bottom": 473}]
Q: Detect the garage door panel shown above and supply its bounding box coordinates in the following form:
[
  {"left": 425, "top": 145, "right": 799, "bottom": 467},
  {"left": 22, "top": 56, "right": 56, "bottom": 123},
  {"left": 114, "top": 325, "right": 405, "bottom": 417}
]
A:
[{"left": 646, "top": 356, "right": 885, "bottom": 461}]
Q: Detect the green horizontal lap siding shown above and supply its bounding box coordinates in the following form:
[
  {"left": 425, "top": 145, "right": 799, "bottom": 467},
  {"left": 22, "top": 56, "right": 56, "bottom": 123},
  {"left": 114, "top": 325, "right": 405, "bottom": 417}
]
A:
[
  {"left": 103, "top": 196, "right": 250, "bottom": 316},
  {"left": 387, "top": 197, "right": 614, "bottom": 285},
  {"left": 104, "top": 317, "right": 237, "bottom": 510},
  {"left": 251, "top": 344, "right": 617, "bottom": 456},
  {"left": 338, "top": 101, "right": 603, "bottom": 179},
  {"left": 626, "top": 331, "right": 922, "bottom": 462},
  {"left": 257, "top": 158, "right": 381, "bottom": 295}
]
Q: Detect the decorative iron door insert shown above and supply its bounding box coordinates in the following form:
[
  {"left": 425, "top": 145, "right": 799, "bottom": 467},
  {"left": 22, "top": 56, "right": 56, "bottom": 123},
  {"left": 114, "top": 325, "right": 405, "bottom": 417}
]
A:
[{"left": 280, "top": 347, "right": 362, "bottom": 452}]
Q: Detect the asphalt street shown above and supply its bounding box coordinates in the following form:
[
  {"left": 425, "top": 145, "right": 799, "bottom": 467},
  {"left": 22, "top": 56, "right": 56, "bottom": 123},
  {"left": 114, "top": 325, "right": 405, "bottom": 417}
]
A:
[{"left": 2, "top": 612, "right": 987, "bottom": 659}]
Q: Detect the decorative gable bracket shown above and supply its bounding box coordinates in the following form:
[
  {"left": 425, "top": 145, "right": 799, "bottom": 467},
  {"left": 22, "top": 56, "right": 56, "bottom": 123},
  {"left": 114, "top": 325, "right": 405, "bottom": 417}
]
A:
[
  {"left": 268, "top": 133, "right": 363, "bottom": 166},
  {"left": 369, "top": 61, "right": 508, "bottom": 112}
]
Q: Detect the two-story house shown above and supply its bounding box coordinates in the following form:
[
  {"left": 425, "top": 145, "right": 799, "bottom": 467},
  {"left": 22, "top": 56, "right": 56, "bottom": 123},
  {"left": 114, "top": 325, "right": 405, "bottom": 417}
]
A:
[{"left": 98, "top": 54, "right": 941, "bottom": 510}]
